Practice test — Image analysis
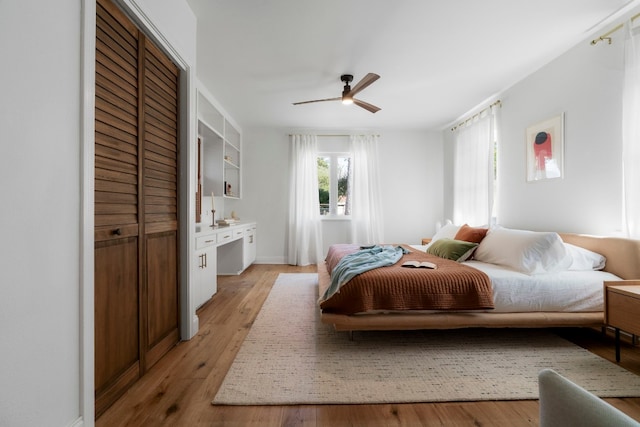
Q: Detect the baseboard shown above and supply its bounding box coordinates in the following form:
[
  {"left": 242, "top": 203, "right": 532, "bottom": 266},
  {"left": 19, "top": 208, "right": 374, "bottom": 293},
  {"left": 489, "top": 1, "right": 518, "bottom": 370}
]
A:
[
  {"left": 254, "top": 256, "right": 287, "bottom": 264},
  {"left": 67, "top": 416, "right": 84, "bottom": 427},
  {"left": 190, "top": 314, "right": 199, "bottom": 339}
]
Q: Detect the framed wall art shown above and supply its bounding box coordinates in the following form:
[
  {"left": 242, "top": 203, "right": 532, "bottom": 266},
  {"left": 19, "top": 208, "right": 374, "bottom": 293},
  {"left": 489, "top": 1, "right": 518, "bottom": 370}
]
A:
[{"left": 526, "top": 113, "right": 564, "bottom": 182}]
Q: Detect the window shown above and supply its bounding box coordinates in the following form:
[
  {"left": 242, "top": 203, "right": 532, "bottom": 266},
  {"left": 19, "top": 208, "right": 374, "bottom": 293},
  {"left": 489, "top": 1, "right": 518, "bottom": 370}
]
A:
[
  {"left": 453, "top": 104, "right": 499, "bottom": 226},
  {"left": 318, "top": 153, "right": 352, "bottom": 216}
]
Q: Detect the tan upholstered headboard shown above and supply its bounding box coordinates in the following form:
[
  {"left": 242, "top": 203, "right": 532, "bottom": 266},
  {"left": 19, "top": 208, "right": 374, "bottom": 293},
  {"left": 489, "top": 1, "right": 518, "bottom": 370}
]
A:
[{"left": 560, "top": 233, "right": 640, "bottom": 280}]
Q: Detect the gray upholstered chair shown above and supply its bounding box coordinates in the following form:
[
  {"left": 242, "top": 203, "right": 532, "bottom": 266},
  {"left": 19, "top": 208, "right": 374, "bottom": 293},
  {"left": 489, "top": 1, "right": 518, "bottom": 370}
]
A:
[{"left": 538, "top": 368, "right": 640, "bottom": 427}]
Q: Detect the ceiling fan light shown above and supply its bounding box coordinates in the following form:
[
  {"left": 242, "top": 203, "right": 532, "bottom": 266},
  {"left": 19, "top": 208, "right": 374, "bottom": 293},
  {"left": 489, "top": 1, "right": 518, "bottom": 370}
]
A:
[{"left": 341, "top": 83, "right": 353, "bottom": 105}]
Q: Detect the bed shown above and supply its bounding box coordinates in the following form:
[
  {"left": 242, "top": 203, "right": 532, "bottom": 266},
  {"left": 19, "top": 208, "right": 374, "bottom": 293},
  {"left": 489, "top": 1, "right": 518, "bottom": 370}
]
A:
[{"left": 318, "top": 227, "right": 640, "bottom": 332}]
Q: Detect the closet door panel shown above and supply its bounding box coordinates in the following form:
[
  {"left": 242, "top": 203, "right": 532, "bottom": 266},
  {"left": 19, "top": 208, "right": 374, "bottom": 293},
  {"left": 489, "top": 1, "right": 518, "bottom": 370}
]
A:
[
  {"left": 140, "top": 36, "right": 180, "bottom": 370},
  {"left": 94, "top": 121, "right": 137, "bottom": 155},
  {"left": 146, "top": 130, "right": 177, "bottom": 154},
  {"left": 144, "top": 231, "right": 179, "bottom": 369},
  {"left": 95, "top": 0, "right": 141, "bottom": 417},
  {"left": 95, "top": 0, "right": 139, "bottom": 234},
  {"left": 96, "top": 1, "right": 137, "bottom": 56},
  {"left": 94, "top": 237, "right": 139, "bottom": 416},
  {"left": 145, "top": 56, "right": 178, "bottom": 103}
]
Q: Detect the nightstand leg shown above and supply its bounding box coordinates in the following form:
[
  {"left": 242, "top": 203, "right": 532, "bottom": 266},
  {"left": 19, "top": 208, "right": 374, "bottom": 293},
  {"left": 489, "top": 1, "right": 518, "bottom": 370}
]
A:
[{"left": 615, "top": 328, "right": 621, "bottom": 362}]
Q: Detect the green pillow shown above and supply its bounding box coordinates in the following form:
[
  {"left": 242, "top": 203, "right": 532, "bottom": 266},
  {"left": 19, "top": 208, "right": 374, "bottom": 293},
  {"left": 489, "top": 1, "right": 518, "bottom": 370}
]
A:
[{"left": 426, "top": 238, "right": 479, "bottom": 262}]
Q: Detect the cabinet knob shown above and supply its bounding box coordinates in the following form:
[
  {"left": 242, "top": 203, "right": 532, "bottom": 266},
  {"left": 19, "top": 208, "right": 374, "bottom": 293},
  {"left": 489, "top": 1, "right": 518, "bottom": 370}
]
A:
[{"left": 113, "top": 228, "right": 122, "bottom": 236}]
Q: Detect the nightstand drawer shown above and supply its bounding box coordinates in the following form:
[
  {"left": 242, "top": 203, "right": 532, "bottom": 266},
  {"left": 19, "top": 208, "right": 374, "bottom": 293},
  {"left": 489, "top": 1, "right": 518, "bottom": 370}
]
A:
[
  {"left": 604, "top": 281, "right": 640, "bottom": 362},
  {"left": 606, "top": 287, "right": 640, "bottom": 336}
]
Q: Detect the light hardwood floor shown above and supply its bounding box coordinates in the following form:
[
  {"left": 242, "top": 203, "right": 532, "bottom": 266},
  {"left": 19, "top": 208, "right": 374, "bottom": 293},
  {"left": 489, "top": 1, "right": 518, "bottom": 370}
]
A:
[{"left": 97, "top": 264, "right": 640, "bottom": 426}]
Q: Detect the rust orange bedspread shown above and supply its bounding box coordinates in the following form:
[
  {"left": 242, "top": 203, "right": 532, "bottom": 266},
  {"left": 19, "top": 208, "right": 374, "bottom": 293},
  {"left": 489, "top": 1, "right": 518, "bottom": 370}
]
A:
[{"left": 319, "top": 244, "right": 494, "bottom": 315}]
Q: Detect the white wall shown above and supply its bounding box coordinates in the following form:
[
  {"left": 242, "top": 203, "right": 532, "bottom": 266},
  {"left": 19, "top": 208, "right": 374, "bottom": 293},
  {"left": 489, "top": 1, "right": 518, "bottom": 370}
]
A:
[
  {"left": 380, "top": 131, "right": 443, "bottom": 244},
  {"left": 443, "top": 28, "right": 627, "bottom": 236},
  {"left": 231, "top": 127, "right": 292, "bottom": 263},
  {"left": 500, "top": 36, "right": 624, "bottom": 235},
  {"left": 235, "top": 129, "right": 443, "bottom": 263},
  {"left": 126, "top": 0, "right": 197, "bottom": 65},
  {"left": 0, "top": 2, "right": 81, "bottom": 426},
  {"left": 0, "top": 0, "right": 196, "bottom": 426}
]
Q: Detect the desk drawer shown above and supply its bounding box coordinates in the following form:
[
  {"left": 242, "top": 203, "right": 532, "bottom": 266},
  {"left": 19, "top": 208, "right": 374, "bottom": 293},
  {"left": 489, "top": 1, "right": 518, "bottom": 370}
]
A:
[
  {"left": 217, "top": 230, "right": 234, "bottom": 243},
  {"left": 196, "top": 234, "right": 217, "bottom": 249}
]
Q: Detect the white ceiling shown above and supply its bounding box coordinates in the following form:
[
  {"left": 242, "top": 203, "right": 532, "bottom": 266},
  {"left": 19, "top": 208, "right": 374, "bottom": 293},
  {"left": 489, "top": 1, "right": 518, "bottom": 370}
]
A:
[{"left": 186, "top": 0, "right": 637, "bottom": 131}]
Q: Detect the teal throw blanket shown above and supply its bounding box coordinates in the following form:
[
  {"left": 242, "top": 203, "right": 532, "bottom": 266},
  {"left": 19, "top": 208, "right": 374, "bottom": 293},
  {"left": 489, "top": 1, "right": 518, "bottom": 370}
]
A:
[{"left": 319, "top": 245, "right": 408, "bottom": 303}]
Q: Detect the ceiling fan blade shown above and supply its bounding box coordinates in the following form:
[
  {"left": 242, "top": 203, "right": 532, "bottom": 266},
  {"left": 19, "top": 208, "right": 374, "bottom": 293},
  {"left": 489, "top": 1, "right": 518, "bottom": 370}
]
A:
[
  {"left": 292, "top": 97, "right": 341, "bottom": 105},
  {"left": 348, "top": 73, "right": 380, "bottom": 97},
  {"left": 353, "top": 98, "right": 381, "bottom": 113}
]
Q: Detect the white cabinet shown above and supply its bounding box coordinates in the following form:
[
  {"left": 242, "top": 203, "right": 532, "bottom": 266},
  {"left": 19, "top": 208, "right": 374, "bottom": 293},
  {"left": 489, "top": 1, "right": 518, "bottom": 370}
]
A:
[
  {"left": 193, "top": 222, "right": 256, "bottom": 309},
  {"left": 243, "top": 223, "right": 257, "bottom": 269},
  {"left": 194, "top": 235, "right": 217, "bottom": 308}
]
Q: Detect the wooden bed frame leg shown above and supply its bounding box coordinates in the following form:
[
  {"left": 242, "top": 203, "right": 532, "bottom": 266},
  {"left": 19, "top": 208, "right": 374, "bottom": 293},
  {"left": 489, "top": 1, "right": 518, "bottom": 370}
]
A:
[{"left": 348, "top": 330, "right": 354, "bottom": 341}]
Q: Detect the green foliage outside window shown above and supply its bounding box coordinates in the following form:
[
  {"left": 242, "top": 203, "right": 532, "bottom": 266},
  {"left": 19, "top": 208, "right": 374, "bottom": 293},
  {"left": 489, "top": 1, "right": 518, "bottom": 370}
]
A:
[
  {"left": 318, "top": 157, "right": 329, "bottom": 205},
  {"left": 317, "top": 155, "right": 351, "bottom": 215}
]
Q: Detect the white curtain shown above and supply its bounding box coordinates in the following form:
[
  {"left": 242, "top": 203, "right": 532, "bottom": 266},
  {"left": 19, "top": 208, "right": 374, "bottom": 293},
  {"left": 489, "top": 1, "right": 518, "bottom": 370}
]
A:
[
  {"left": 623, "top": 21, "right": 640, "bottom": 239},
  {"left": 349, "top": 134, "right": 384, "bottom": 244},
  {"left": 453, "top": 108, "right": 495, "bottom": 226},
  {"left": 288, "top": 134, "right": 323, "bottom": 265}
]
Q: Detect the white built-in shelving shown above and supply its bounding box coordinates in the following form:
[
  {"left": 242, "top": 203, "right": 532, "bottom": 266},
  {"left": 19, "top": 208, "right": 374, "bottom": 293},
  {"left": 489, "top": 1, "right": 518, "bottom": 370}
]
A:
[{"left": 197, "top": 90, "right": 241, "bottom": 200}]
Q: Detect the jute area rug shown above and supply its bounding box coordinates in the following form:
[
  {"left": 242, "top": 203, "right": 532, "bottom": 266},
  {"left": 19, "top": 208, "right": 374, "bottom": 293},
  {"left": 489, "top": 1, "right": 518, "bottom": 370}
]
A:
[{"left": 212, "top": 273, "right": 640, "bottom": 405}]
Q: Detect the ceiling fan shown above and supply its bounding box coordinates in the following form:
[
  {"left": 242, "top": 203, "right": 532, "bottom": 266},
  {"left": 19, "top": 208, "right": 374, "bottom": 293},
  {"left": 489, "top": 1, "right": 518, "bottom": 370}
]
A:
[{"left": 293, "top": 73, "right": 381, "bottom": 113}]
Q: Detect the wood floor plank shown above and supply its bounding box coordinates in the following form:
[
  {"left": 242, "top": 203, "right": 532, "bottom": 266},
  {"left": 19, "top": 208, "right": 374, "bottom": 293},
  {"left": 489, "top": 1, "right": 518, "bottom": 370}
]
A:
[{"left": 97, "top": 264, "right": 640, "bottom": 426}]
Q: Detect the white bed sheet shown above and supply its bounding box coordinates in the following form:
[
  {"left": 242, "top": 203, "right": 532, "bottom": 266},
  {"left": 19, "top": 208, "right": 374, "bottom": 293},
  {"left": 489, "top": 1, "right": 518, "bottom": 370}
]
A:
[
  {"left": 408, "top": 244, "right": 621, "bottom": 313},
  {"left": 462, "top": 260, "right": 621, "bottom": 312}
]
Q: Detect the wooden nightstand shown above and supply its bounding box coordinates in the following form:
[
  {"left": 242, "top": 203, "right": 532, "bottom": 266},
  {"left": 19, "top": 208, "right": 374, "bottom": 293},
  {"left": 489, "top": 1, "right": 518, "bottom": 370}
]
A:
[
  {"left": 421, "top": 238, "right": 432, "bottom": 245},
  {"left": 604, "top": 281, "right": 640, "bottom": 362}
]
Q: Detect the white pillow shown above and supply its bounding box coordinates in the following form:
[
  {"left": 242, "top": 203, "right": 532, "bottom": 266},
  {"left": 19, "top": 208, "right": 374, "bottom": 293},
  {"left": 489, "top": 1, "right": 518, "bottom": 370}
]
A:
[
  {"left": 565, "top": 243, "right": 606, "bottom": 271},
  {"left": 429, "top": 223, "right": 461, "bottom": 244},
  {"left": 474, "top": 227, "right": 572, "bottom": 274}
]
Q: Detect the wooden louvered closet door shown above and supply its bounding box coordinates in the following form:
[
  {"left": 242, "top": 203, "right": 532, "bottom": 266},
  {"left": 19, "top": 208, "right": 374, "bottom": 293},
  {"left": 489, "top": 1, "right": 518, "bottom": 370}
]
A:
[
  {"left": 94, "top": 0, "right": 180, "bottom": 417},
  {"left": 140, "top": 34, "right": 180, "bottom": 371}
]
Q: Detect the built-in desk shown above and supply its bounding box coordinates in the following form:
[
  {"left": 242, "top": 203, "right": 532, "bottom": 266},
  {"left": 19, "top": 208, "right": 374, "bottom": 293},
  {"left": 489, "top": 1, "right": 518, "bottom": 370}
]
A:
[{"left": 194, "top": 221, "right": 256, "bottom": 308}]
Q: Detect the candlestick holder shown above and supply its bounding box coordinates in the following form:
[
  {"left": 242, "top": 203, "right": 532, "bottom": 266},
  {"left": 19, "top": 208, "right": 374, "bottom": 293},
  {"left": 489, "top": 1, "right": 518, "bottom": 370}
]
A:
[{"left": 211, "top": 210, "right": 216, "bottom": 227}]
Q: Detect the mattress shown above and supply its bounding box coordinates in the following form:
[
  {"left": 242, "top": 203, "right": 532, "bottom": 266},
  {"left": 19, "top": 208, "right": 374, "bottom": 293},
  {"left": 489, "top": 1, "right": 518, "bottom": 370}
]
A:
[{"left": 462, "top": 260, "right": 621, "bottom": 312}]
